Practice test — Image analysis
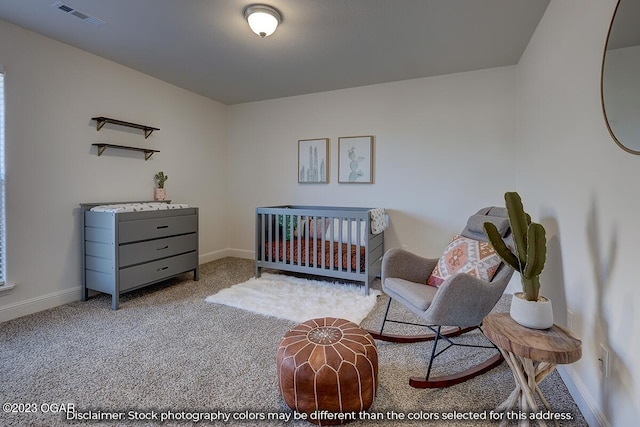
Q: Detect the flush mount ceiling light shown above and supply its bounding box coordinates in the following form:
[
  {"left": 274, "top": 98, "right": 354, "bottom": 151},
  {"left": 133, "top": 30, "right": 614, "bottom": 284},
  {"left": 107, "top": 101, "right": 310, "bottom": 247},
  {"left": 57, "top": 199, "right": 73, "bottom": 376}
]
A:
[{"left": 243, "top": 4, "right": 282, "bottom": 38}]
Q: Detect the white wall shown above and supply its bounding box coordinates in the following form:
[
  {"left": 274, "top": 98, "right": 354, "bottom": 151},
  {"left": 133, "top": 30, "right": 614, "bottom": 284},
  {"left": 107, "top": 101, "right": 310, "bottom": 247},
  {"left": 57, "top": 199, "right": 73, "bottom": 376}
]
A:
[
  {"left": 227, "top": 67, "right": 517, "bottom": 259},
  {"left": 517, "top": 0, "right": 640, "bottom": 425},
  {"left": 0, "top": 20, "right": 229, "bottom": 321}
]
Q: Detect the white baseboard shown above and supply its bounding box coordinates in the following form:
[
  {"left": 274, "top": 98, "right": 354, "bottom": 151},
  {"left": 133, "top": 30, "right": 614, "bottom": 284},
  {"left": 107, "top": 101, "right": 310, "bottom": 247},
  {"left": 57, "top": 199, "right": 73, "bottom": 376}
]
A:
[
  {"left": 199, "top": 248, "right": 254, "bottom": 264},
  {"left": 0, "top": 286, "right": 81, "bottom": 323},
  {"left": 225, "top": 248, "right": 254, "bottom": 260},
  {"left": 198, "top": 249, "right": 230, "bottom": 264},
  {"left": 557, "top": 365, "right": 609, "bottom": 427}
]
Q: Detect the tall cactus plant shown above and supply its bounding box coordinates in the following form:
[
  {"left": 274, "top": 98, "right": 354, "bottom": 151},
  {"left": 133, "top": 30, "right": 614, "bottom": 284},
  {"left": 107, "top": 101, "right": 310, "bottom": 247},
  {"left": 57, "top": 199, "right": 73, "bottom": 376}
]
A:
[{"left": 483, "top": 192, "right": 547, "bottom": 301}]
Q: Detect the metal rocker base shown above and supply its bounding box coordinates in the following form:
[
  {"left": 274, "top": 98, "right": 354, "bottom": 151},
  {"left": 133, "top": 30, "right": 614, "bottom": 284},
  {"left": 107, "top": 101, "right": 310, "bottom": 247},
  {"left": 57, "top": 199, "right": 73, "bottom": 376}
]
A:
[
  {"left": 367, "top": 325, "right": 475, "bottom": 343},
  {"left": 366, "top": 301, "right": 503, "bottom": 388}
]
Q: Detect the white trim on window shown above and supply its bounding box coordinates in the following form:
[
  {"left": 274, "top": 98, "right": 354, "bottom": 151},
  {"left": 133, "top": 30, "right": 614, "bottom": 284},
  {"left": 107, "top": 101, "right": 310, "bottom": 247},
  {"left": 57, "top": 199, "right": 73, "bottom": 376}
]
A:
[
  {"left": 0, "top": 68, "right": 7, "bottom": 288},
  {"left": 0, "top": 282, "right": 14, "bottom": 294}
]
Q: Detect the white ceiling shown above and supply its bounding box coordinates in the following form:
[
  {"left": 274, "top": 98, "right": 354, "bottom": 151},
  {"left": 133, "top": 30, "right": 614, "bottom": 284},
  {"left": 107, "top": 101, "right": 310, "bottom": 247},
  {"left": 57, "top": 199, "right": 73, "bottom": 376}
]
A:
[{"left": 0, "top": 0, "right": 550, "bottom": 105}]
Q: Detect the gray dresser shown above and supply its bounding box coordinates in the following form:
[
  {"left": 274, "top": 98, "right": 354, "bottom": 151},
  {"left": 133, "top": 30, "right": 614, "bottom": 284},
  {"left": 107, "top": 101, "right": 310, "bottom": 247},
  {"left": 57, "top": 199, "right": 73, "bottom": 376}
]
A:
[{"left": 81, "top": 202, "right": 199, "bottom": 309}]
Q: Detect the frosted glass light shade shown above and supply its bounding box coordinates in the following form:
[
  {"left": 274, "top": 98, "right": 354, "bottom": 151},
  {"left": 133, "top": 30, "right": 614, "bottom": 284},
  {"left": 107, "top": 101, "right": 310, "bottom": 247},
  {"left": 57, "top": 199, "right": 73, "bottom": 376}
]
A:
[{"left": 244, "top": 5, "right": 282, "bottom": 38}]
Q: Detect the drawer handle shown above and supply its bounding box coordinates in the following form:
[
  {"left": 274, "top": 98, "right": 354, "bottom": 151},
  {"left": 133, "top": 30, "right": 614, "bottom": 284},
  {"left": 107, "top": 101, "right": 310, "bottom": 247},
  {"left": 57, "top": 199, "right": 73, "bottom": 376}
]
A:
[
  {"left": 157, "top": 225, "right": 169, "bottom": 229},
  {"left": 157, "top": 266, "right": 169, "bottom": 271},
  {"left": 157, "top": 245, "right": 169, "bottom": 251}
]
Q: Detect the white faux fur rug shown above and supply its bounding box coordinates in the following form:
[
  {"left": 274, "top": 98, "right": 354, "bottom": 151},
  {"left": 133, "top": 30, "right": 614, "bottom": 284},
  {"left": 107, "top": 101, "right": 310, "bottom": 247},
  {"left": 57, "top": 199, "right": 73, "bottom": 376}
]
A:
[{"left": 205, "top": 273, "right": 381, "bottom": 324}]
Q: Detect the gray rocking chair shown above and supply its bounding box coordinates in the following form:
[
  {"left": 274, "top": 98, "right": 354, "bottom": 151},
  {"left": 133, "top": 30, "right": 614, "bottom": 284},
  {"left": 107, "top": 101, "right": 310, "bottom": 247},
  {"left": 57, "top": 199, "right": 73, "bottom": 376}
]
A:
[{"left": 368, "top": 207, "right": 515, "bottom": 388}]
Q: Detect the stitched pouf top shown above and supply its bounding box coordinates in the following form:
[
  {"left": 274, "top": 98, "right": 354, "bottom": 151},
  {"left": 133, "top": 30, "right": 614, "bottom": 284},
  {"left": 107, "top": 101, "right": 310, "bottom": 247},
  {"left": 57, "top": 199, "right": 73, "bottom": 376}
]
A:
[{"left": 276, "top": 317, "right": 378, "bottom": 425}]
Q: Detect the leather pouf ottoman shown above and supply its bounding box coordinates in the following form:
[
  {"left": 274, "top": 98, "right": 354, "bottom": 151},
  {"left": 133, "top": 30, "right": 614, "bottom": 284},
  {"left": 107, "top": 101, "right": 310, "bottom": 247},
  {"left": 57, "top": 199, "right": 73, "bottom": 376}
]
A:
[{"left": 276, "top": 317, "right": 378, "bottom": 425}]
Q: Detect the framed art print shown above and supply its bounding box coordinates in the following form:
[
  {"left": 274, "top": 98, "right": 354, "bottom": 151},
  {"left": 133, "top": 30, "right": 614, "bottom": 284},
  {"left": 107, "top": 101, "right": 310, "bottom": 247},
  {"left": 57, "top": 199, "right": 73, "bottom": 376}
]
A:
[
  {"left": 338, "top": 135, "right": 374, "bottom": 183},
  {"left": 298, "top": 138, "right": 329, "bottom": 183}
]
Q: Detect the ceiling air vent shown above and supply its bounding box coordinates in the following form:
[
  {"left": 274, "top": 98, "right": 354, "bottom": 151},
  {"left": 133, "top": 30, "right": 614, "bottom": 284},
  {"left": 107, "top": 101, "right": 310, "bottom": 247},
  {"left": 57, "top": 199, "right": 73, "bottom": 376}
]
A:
[
  {"left": 51, "top": 2, "right": 106, "bottom": 26},
  {"left": 56, "top": 3, "right": 73, "bottom": 13}
]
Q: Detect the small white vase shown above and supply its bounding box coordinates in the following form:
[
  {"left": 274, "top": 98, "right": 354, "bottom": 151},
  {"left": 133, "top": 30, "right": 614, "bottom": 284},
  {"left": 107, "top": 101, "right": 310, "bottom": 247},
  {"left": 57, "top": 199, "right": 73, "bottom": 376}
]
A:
[
  {"left": 510, "top": 292, "right": 554, "bottom": 329},
  {"left": 154, "top": 188, "right": 166, "bottom": 201}
]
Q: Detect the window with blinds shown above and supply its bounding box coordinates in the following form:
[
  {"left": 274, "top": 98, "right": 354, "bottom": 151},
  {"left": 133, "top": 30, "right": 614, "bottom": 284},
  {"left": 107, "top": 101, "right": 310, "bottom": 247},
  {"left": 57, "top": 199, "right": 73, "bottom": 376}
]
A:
[{"left": 0, "top": 70, "right": 5, "bottom": 286}]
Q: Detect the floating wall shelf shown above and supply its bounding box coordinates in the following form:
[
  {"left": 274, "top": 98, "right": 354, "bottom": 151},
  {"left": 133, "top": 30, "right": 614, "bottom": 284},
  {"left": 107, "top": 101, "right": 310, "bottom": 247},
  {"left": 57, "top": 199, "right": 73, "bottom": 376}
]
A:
[
  {"left": 91, "top": 116, "right": 159, "bottom": 139},
  {"left": 90, "top": 116, "right": 160, "bottom": 160},
  {"left": 92, "top": 143, "right": 160, "bottom": 161}
]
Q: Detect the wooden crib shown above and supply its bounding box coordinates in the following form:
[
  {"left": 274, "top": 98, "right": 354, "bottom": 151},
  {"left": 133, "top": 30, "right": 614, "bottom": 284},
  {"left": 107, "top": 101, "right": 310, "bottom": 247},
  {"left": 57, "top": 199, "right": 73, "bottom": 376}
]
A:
[{"left": 255, "top": 205, "right": 385, "bottom": 295}]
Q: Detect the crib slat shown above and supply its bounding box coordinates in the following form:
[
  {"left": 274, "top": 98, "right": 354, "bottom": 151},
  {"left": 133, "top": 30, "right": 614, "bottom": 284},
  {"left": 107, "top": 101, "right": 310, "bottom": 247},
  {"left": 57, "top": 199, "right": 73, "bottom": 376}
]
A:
[
  {"left": 304, "top": 216, "right": 315, "bottom": 267},
  {"left": 338, "top": 219, "right": 343, "bottom": 272},
  {"left": 288, "top": 214, "right": 294, "bottom": 265},
  {"left": 347, "top": 219, "right": 352, "bottom": 273},
  {"left": 329, "top": 217, "right": 335, "bottom": 271},
  {"left": 289, "top": 214, "right": 294, "bottom": 266},
  {"left": 320, "top": 216, "right": 326, "bottom": 270},
  {"left": 260, "top": 213, "right": 265, "bottom": 262},
  {"left": 269, "top": 214, "right": 274, "bottom": 263},
  {"left": 355, "top": 218, "right": 361, "bottom": 274},
  {"left": 316, "top": 216, "right": 321, "bottom": 269},
  {"left": 277, "top": 213, "right": 282, "bottom": 263},
  {"left": 297, "top": 215, "right": 302, "bottom": 267}
]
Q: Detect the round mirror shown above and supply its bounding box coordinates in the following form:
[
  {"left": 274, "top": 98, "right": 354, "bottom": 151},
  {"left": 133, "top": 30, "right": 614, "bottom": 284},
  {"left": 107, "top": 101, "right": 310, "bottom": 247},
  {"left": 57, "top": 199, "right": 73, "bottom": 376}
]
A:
[{"left": 602, "top": 0, "right": 640, "bottom": 154}]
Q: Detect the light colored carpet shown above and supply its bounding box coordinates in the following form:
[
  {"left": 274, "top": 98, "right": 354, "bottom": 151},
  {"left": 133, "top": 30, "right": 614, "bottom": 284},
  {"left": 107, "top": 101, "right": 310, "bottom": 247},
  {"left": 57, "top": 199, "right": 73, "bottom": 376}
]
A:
[
  {"left": 0, "top": 257, "right": 587, "bottom": 426},
  {"left": 205, "top": 272, "right": 381, "bottom": 324}
]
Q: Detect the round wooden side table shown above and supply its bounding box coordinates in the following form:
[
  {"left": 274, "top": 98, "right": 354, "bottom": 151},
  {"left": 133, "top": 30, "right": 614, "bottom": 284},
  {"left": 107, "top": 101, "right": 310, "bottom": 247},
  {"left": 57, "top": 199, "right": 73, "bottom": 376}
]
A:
[{"left": 482, "top": 313, "right": 582, "bottom": 427}]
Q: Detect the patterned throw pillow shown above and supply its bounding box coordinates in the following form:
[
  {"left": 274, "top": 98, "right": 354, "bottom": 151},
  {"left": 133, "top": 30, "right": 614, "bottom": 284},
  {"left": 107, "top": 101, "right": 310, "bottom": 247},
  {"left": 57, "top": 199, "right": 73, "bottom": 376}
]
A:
[{"left": 426, "top": 235, "right": 502, "bottom": 288}]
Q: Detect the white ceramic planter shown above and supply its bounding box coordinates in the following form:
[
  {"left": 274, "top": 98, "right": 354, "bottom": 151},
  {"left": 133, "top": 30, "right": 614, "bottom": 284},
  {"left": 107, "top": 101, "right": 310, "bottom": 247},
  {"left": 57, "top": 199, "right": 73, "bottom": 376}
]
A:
[{"left": 510, "top": 292, "right": 554, "bottom": 329}]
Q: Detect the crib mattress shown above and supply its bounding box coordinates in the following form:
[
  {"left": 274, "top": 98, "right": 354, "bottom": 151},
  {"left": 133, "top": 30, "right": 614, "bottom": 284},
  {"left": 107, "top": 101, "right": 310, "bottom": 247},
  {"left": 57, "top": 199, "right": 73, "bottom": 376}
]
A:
[{"left": 266, "top": 239, "right": 367, "bottom": 272}]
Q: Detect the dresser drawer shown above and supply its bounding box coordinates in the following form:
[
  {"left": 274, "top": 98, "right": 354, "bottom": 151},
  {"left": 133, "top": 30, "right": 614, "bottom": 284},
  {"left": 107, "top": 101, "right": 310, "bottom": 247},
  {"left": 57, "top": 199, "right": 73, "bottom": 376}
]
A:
[
  {"left": 119, "top": 252, "right": 197, "bottom": 292},
  {"left": 118, "top": 214, "right": 197, "bottom": 243},
  {"left": 119, "top": 233, "right": 197, "bottom": 268}
]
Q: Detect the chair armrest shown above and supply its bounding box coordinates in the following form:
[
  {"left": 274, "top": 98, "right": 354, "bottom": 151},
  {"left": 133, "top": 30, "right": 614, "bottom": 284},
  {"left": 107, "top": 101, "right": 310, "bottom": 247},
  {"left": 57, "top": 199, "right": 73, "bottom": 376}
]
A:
[
  {"left": 382, "top": 248, "right": 438, "bottom": 284},
  {"left": 423, "top": 273, "right": 510, "bottom": 327}
]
